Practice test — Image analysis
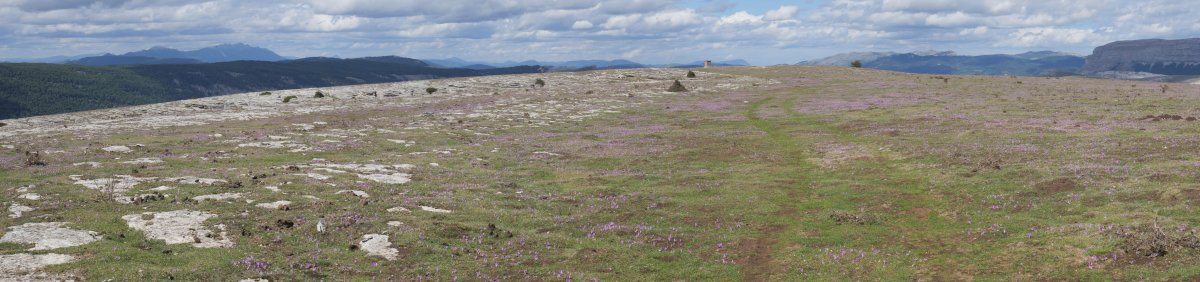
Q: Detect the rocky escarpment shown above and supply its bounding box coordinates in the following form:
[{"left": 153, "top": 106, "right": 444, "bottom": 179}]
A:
[{"left": 1082, "top": 38, "right": 1200, "bottom": 75}]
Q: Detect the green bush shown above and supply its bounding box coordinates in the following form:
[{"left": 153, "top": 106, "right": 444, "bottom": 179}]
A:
[
  {"left": 686, "top": 71, "right": 696, "bottom": 78},
  {"left": 534, "top": 78, "right": 546, "bottom": 87},
  {"left": 851, "top": 60, "right": 862, "bottom": 68},
  {"left": 667, "top": 80, "right": 688, "bottom": 92},
  {"left": 314, "top": 91, "right": 325, "bottom": 98},
  {"left": 259, "top": 92, "right": 272, "bottom": 96},
  {"left": 283, "top": 95, "right": 297, "bottom": 103},
  {"left": 426, "top": 87, "right": 438, "bottom": 95}
]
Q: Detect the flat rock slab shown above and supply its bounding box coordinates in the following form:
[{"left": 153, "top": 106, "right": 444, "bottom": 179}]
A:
[
  {"left": 192, "top": 193, "right": 243, "bottom": 202},
  {"left": 255, "top": 200, "right": 291, "bottom": 209},
  {"left": 420, "top": 206, "right": 452, "bottom": 213},
  {"left": 356, "top": 173, "right": 412, "bottom": 184},
  {"left": 0, "top": 222, "right": 101, "bottom": 251},
  {"left": 296, "top": 163, "right": 415, "bottom": 184},
  {"left": 8, "top": 203, "right": 33, "bottom": 218},
  {"left": 122, "top": 157, "right": 163, "bottom": 164},
  {"left": 101, "top": 145, "right": 131, "bottom": 153},
  {"left": 122, "top": 210, "right": 234, "bottom": 248},
  {"left": 165, "top": 176, "right": 227, "bottom": 186},
  {"left": 0, "top": 253, "right": 75, "bottom": 278},
  {"left": 70, "top": 175, "right": 155, "bottom": 194},
  {"left": 359, "top": 234, "right": 398, "bottom": 261}
]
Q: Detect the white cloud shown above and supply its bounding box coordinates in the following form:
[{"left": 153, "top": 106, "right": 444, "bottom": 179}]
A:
[
  {"left": 763, "top": 6, "right": 798, "bottom": 21},
  {"left": 958, "top": 26, "right": 988, "bottom": 36},
  {"left": 621, "top": 48, "right": 641, "bottom": 59},
  {"left": 717, "top": 11, "right": 760, "bottom": 25},
  {"left": 1003, "top": 27, "right": 1106, "bottom": 47},
  {"left": 571, "top": 20, "right": 593, "bottom": 29}
]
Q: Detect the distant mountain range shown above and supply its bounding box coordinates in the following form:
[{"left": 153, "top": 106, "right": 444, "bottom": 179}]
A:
[
  {"left": 67, "top": 43, "right": 288, "bottom": 66},
  {"left": 798, "top": 51, "right": 1084, "bottom": 76}
]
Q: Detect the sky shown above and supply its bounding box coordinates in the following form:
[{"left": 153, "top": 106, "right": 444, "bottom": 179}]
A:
[{"left": 0, "top": 0, "right": 1197, "bottom": 65}]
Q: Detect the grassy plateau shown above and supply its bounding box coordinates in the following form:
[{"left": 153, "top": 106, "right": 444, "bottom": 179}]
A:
[{"left": 2, "top": 66, "right": 1200, "bottom": 280}]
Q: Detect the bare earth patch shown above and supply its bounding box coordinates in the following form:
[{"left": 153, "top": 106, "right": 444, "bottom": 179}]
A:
[{"left": 808, "top": 141, "right": 876, "bottom": 169}]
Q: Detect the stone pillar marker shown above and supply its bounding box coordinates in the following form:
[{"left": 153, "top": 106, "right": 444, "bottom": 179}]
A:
[{"left": 703, "top": 60, "right": 713, "bottom": 68}]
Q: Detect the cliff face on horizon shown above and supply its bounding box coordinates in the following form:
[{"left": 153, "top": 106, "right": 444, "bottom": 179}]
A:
[{"left": 1082, "top": 38, "right": 1200, "bottom": 75}]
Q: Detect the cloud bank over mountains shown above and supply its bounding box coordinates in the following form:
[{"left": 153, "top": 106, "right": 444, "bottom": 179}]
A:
[{"left": 0, "top": 0, "right": 1196, "bottom": 64}]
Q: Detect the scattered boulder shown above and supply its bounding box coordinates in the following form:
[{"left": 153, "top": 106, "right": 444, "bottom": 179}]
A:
[{"left": 0, "top": 222, "right": 101, "bottom": 251}]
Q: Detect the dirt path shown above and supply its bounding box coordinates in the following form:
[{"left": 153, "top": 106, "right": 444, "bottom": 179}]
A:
[{"left": 738, "top": 96, "right": 809, "bottom": 281}]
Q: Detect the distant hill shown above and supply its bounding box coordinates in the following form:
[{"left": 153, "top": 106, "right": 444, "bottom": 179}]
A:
[
  {"left": 68, "top": 43, "right": 287, "bottom": 66},
  {"left": 657, "top": 60, "right": 751, "bottom": 68},
  {"left": 0, "top": 53, "right": 103, "bottom": 64},
  {"left": 71, "top": 54, "right": 203, "bottom": 66},
  {"left": 0, "top": 63, "right": 182, "bottom": 119},
  {"left": 1082, "top": 38, "right": 1200, "bottom": 75},
  {"left": 423, "top": 57, "right": 478, "bottom": 68},
  {"left": 355, "top": 56, "right": 431, "bottom": 67},
  {"left": 798, "top": 52, "right": 896, "bottom": 67},
  {"left": 0, "top": 57, "right": 545, "bottom": 119},
  {"left": 799, "top": 51, "right": 1084, "bottom": 76}
]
